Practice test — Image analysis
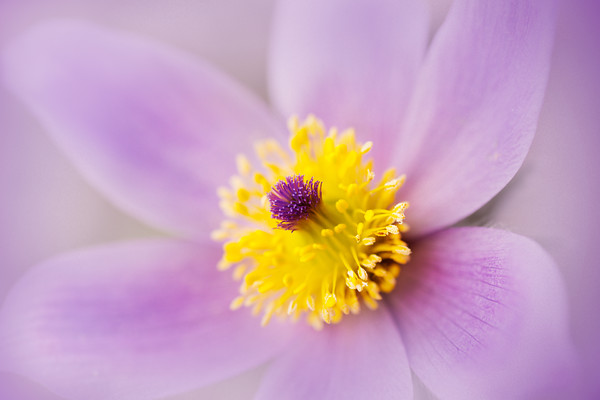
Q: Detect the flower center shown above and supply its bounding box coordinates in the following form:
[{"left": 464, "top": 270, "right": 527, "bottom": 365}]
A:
[
  {"left": 213, "top": 116, "right": 410, "bottom": 329},
  {"left": 267, "top": 175, "right": 322, "bottom": 231}
]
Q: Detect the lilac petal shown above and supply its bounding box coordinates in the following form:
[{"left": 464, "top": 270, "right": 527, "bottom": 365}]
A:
[
  {"left": 3, "top": 21, "right": 284, "bottom": 239},
  {"left": 394, "top": 1, "right": 558, "bottom": 236},
  {"left": 255, "top": 307, "right": 412, "bottom": 400},
  {"left": 0, "top": 240, "right": 292, "bottom": 400},
  {"left": 269, "top": 0, "right": 428, "bottom": 163},
  {"left": 387, "top": 227, "right": 576, "bottom": 399}
]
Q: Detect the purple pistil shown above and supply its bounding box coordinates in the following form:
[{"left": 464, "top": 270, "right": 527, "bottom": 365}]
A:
[{"left": 267, "top": 175, "right": 323, "bottom": 231}]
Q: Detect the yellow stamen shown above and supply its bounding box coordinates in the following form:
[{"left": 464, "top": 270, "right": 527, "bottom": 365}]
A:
[{"left": 214, "top": 116, "right": 410, "bottom": 330}]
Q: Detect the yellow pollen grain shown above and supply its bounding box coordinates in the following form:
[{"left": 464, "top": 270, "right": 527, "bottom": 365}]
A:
[
  {"left": 336, "top": 199, "right": 349, "bottom": 213},
  {"left": 321, "top": 228, "right": 334, "bottom": 237},
  {"left": 236, "top": 188, "right": 251, "bottom": 202},
  {"left": 230, "top": 296, "right": 245, "bottom": 310},
  {"left": 356, "top": 222, "right": 364, "bottom": 236},
  {"left": 233, "top": 202, "right": 248, "bottom": 216},
  {"left": 362, "top": 237, "right": 376, "bottom": 246},
  {"left": 360, "top": 141, "right": 373, "bottom": 154},
  {"left": 324, "top": 293, "right": 337, "bottom": 308},
  {"left": 334, "top": 224, "right": 347, "bottom": 233}
]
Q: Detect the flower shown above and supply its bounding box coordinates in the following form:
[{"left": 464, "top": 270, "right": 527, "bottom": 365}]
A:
[{"left": 0, "top": 1, "right": 576, "bottom": 399}]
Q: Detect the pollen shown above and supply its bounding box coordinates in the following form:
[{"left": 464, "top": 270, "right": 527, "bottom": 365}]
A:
[{"left": 214, "top": 115, "right": 410, "bottom": 330}]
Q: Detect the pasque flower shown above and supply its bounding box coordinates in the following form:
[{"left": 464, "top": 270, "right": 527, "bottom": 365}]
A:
[{"left": 0, "top": 0, "right": 575, "bottom": 399}]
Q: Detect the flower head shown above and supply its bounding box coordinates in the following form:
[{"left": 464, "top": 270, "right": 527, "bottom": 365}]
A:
[
  {"left": 216, "top": 116, "right": 410, "bottom": 328},
  {"left": 0, "top": 1, "right": 576, "bottom": 400}
]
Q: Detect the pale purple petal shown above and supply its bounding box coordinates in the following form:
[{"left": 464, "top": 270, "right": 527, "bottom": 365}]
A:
[
  {"left": 269, "top": 0, "right": 428, "bottom": 163},
  {"left": 255, "top": 307, "right": 412, "bottom": 400},
  {"left": 3, "top": 20, "right": 284, "bottom": 239},
  {"left": 394, "top": 0, "right": 558, "bottom": 236},
  {"left": 0, "top": 240, "right": 292, "bottom": 400},
  {"left": 387, "top": 227, "right": 576, "bottom": 399}
]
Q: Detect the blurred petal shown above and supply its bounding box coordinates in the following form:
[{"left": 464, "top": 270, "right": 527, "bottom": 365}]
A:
[
  {"left": 269, "top": 0, "right": 428, "bottom": 163},
  {"left": 3, "top": 20, "right": 284, "bottom": 239},
  {"left": 388, "top": 227, "right": 576, "bottom": 399},
  {"left": 255, "top": 307, "right": 412, "bottom": 400},
  {"left": 394, "top": 0, "right": 558, "bottom": 236},
  {"left": 0, "top": 240, "right": 291, "bottom": 400}
]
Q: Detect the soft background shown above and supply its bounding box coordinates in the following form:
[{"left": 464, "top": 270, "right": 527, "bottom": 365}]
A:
[{"left": 0, "top": 0, "right": 598, "bottom": 399}]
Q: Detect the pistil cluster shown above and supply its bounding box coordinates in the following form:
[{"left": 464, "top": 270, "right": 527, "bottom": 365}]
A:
[
  {"left": 267, "top": 175, "right": 322, "bottom": 231},
  {"left": 213, "top": 116, "right": 410, "bottom": 329}
]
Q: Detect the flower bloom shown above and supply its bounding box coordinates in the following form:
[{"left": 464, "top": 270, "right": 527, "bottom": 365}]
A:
[{"left": 0, "top": 1, "right": 576, "bottom": 399}]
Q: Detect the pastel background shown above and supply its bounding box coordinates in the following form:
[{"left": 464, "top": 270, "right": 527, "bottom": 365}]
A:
[{"left": 0, "top": 0, "right": 598, "bottom": 399}]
